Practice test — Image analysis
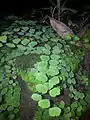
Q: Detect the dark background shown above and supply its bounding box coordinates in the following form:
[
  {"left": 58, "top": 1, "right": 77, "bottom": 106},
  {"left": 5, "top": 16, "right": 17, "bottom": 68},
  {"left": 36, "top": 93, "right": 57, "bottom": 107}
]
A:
[{"left": 0, "top": 0, "right": 90, "bottom": 18}]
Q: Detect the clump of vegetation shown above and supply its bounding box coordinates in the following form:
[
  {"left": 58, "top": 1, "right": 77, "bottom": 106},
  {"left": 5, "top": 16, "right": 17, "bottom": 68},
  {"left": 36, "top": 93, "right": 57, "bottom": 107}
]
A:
[
  {"left": 0, "top": 18, "right": 90, "bottom": 120},
  {"left": 0, "top": 59, "right": 21, "bottom": 120}
]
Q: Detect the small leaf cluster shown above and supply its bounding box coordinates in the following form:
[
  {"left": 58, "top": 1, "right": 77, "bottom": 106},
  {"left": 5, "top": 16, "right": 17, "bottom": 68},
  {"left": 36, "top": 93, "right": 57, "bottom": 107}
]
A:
[
  {"left": 34, "top": 99, "right": 87, "bottom": 120},
  {"left": 0, "top": 60, "right": 21, "bottom": 120},
  {"left": 25, "top": 42, "right": 83, "bottom": 117},
  {"left": 0, "top": 16, "right": 89, "bottom": 120},
  {"left": 0, "top": 19, "right": 57, "bottom": 49}
]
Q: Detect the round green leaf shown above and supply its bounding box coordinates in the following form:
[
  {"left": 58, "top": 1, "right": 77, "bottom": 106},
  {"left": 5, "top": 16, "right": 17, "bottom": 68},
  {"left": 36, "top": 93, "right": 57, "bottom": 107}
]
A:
[
  {"left": 50, "top": 54, "right": 60, "bottom": 60},
  {"left": 17, "top": 45, "right": 27, "bottom": 51},
  {"left": 1, "top": 88, "right": 8, "bottom": 95},
  {"left": 28, "top": 41, "right": 37, "bottom": 47},
  {"left": 6, "top": 43, "right": 15, "bottom": 48},
  {"left": 64, "top": 107, "right": 70, "bottom": 114},
  {"left": 13, "top": 38, "right": 21, "bottom": 44},
  {"left": 52, "top": 46, "right": 60, "bottom": 54},
  {"left": 0, "top": 36, "right": 7, "bottom": 43},
  {"left": 57, "top": 43, "right": 63, "bottom": 49},
  {"left": 21, "top": 38, "right": 30, "bottom": 45},
  {"left": 8, "top": 114, "right": 15, "bottom": 120},
  {"left": 31, "top": 94, "right": 42, "bottom": 101},
  {"left": 37, "top": 67, "right": 47, "bottom": 74},
  {"left": 85, "top": 94, "right": 90, "bottom": 103},
  {"left": 42, "top": 34, "right": 49, "bottom": 41},
  {"left": 71, "top": 78, "right": 76, "bottom": 84},
  {"left": 35, "top": 61, "right": 48, "bottom": 75},
  {"left": 73, "top": 36, "right": 80, "bottom": 41},
  {"left": 40, "top": 55, "right": 49, "bottom": 61},
  {"left": 18, "top": 32, "right": 24, "bottom": 35},
  {"left": 79, "top": 99, "right": 87, "bottom": 106},
  {"left": 76, "top": 111, "right": 82, "bottom": 117},
  {"left": 67, "top": 78, "right": 72, "bottom": 84},
  {"left": 50, "top": 37, "right": 59, "bottom": 42},
  {"left": 64, "top": 34, "right": 71, "bottom": 40},
  {"left": 80, "top": 93, "right": 85, "bottom": 99},
  {"left": 71, "top": 102, "right": 78, "bottom": 109},
  {"left": 36, "top": 72, "right": 48, "bottom": 83},
  {"left": 36, "top": 61, "right": 48, "bottom": 68},
  {"left": 59, "top": 100, "right": 65, "bottom": 109},
  {"left": 44, "top": 44, "right": 51, "bottom": 50},
  {"left": 0, "top": 104, "right": 7, "bottom": 111},
  {"left": 49, "top": 107, "right": 61, "bottom": 117},
  {"left": 48, "top": 83, "right": 54, "bottom": 90},
  {"left": 2, "top": 31, "right": 9, "bottom": 35},
  {"left": 49, "top": 76, "right": 60, "bottom": 87},
  {"left": 49, "top": 60, "right": 59, "bottom": 66},
  {"left": 69, "top": 71, "right": 74, "bottom": 78},
  {"left": 38, "top": 99, "right": 50, "bottom": 109},
  {"left": 36, "top": 84, "right": 48, "bottom": 94},
  {"left": 22, "top": 27, "right": 29, "bottom": 31},
  {"left": 13, "top": 28, "right": 20, "bottom": 32},
  {"left": 49, "top": 87, "right": 60, "bottom": 97},
  {"left": 75, "top": 91, "right": 83, "bottom": 99},
  {"left": 77, "top": 105, "right": 82, "bottom": 112},
  {"left": 47, "top": 67, "right": 59, "bottom": 76},
  {"left": 35, "top": 31, "right": 43, "bottom": 36},
  {"left": 69, "top": 85, "right": 74, "bottom": 91},
  {"left": 29, "top": 28, "right": 35, "bottom": 34},
  {"left": 66, "top": 65, "right": 71, "bottom": 72},
  {"left": 0, "top": 43, "right": 3, "bottom": 47}
]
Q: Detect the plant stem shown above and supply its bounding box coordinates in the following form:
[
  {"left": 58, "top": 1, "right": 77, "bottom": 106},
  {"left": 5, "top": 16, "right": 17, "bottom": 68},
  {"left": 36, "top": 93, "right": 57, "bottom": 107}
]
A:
[{"left": 57, "top": 0, "right": 61, "bottom": 21}]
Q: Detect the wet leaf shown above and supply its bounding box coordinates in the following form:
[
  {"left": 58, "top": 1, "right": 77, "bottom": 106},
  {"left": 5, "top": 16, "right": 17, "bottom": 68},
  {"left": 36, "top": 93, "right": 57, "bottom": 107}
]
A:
[
  {"left": 6, "top": 43, "right": 15, "bottom": 48},
  {"left": 21, "top": 38, "right": 30, "bottom": 45},
  {"left": 49, "top": 76, "right": 60, "bottom": 87},
  {"left": 22, "top": 27, "right": 29, "bottom": 31},
  {"left": 0, "top": 43, "right": 3, "bottom": 47},
  {"left": 49, "top": 60, "right": 59, "bottom": 66},
  {"left": 31, "top": 94, "right": 42, "bottom": 101},
  {"left": 28, "top": 41, "right": 37, "bottom": 47},
  {"left": 36, "top": 72, "right": 48, "bottom": 83},
  {"left": 18, "top": 32, "right": 24, "bottom": 35},
  {"left": 13, "top": 38, "right": 21, "bottom": 44},
  {"left": 38, "top": 99, "right": 50, "bottom": 109},
  {"left": 49, "top": 87, "right": 60, "bottom": 97},
  {"left": 47, "top": 67, "right": 59, "bottom": 76},
  {"left": 40, "top": 55, "right": 49, "bottom": 61},
  {"left": 50, "top": 54, "right": 60, "bottom": 60},
  {"left": 59, "top": 100, "right": 65, "bottom": 109},
  {"left": 0, "top": 36, "right": 7, "bottom": 43},
  {"left": 49, "top": 107, "right": 61, "bottom": 116},
  {"left": 13, "top": 28, "right": 20, "bottom": 32},
  {"left": 36, "top": 84, "right": 48, "bottom": 94},
  {"left": 17, "top": 45, "right": 27, "bottom": 51}
]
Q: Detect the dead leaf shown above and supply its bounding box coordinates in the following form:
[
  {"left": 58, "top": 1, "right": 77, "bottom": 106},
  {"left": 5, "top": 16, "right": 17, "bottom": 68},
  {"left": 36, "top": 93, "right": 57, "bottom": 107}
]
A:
[{"left": 49, "top": 17, "right": 75, "bottom": 38}]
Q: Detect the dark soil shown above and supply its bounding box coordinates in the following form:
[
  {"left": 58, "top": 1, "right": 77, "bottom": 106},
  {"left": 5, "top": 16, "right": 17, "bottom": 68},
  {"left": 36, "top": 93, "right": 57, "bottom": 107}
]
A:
[
  {"left": 15, "top": 53, "right": 40, "bottom": 120},
  {"left": 19, "top": 79, "right": 37, "bottom": 120},
  {"left": 84, "top": 51, "right": 90, "bottom": 72}
]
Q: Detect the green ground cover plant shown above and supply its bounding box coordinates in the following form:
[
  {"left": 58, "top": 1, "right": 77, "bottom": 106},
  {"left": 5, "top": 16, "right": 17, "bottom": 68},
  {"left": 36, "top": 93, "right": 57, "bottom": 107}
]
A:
[{"left": 0, "top": 17, "right": 90, "bottom": 120}]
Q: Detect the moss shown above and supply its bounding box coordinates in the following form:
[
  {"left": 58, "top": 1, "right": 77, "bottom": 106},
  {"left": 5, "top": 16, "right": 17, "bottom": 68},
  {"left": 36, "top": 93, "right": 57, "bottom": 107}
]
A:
[{"left": 15, "top": 53, "right": 40, "bottom": 69}]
